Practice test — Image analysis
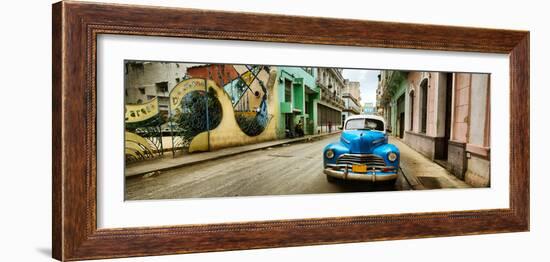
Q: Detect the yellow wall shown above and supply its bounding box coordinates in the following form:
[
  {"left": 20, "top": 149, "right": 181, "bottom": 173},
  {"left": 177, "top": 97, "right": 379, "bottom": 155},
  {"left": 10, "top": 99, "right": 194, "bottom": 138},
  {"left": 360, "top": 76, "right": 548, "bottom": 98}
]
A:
[{"left": 186, "top": 68, "right": 280, "bottom": 152}]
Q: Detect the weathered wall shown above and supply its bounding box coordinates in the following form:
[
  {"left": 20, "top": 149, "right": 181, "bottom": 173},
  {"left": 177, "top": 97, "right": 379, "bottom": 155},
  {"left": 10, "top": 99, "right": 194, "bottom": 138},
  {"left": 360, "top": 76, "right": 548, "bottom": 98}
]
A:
[
  {"left": 167, "top": 66, "right": 280, "bottom": 153},
  {"left": 449, "top": 73, "right": 490, "bottom": 187},
  {"left": 465, "top": 155, "right": 490, "bottom": 187},
  {"left": 447, "top": 141, "right": 467, "bottom": 179},
  {"left": 452, "top": 73, "right": 471, "bottom": 143},
  {"left": 404, "top": 131, "right": 436, "bottom": 159},
  {"left": 468, "top": 74, "right": 490, "bottom": 146},
  {"left": 184, "top": 70, "right": 279, "bottom": 151}
]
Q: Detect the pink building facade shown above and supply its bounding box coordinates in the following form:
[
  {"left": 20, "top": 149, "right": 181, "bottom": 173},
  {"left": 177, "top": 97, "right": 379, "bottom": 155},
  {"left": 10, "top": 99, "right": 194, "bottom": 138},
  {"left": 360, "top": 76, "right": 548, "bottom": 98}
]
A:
[
  {"left": 395, "top": 71, "right": 490, "bottom": 187},
  {"left": 403, "top": 72, "right": 451, "bottom": 160},
  {"left": 448, "top": 73, "right": 490, "bottom": 187}
]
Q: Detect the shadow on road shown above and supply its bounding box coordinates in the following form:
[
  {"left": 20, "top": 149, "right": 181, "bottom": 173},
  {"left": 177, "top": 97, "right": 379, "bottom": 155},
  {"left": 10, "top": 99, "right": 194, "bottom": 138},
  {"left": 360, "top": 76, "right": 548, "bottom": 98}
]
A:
[{"left": 329, "top": 180, "right": 401, "bottom": 192}]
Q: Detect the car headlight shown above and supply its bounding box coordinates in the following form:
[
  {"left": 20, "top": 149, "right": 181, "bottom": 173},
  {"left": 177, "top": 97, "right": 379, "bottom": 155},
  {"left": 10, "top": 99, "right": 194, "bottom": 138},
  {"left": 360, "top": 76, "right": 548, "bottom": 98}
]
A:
[
  {"left": 387, "top": 152, "right": 397, "bottom": 162},
  {"left": 325, "top": 149, "right": 335, "bottom": 159}
]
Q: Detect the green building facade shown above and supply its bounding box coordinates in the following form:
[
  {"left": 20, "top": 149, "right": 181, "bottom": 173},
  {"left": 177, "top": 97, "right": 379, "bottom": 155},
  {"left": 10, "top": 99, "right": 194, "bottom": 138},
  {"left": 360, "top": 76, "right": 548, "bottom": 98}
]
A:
[
  {"left": 389, "top": 79, "right": 408, "bottom": 138},
  {"left": 276, "top": 67, "right": 319, "bottom": 138},
  {"left": 378, "top": 71, "right": 409, "bottom": 138}
]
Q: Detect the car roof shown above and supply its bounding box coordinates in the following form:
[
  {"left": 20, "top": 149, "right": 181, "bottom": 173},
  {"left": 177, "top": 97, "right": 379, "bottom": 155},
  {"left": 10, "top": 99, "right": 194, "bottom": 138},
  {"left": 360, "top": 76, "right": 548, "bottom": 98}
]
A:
[
  {"left": 345, "top": 114, "right": 386, "bottom": 123},
  {"left": 344, "top": 114, "right": 387, "bottom": 131}
]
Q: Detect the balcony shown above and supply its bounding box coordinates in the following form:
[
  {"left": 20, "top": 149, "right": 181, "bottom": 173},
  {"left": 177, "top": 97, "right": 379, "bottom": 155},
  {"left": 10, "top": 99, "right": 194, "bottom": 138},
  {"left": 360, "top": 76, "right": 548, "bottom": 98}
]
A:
[
  {"left": 348, "top": 105, "right": 362, "bottom": 115},
  {"left": 342, "top": 99, "right": 362, "bottom": 115},
  {"left": 318, "top": 84, "right": 345, "bottom": 109},
  {"left": 280, "top": 102, "right": 292, "bottom": 114}
]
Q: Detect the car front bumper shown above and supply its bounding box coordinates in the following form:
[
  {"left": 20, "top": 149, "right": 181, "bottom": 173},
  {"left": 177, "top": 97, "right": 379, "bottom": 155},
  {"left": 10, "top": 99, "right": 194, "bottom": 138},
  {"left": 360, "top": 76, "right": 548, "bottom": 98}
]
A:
[{"left": 324, "top": 165, "right": 398, "bottom": 182}]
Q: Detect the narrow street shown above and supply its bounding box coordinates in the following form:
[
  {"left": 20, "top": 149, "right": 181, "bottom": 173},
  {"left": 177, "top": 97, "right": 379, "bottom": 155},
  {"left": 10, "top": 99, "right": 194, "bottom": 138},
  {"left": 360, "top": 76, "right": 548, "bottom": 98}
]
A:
[
  {"left": 126, "top": 133, "right": 472, "bottom": 200},
  {"left": 125, "top": 134, "right": 411, "bottom": 200}
]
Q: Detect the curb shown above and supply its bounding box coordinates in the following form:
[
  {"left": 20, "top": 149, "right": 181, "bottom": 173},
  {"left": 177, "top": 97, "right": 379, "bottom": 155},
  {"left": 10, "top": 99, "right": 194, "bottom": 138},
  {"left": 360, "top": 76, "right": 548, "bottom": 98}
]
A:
[{"left": 126, "top": 131, "right": 340, "bottom": 178}]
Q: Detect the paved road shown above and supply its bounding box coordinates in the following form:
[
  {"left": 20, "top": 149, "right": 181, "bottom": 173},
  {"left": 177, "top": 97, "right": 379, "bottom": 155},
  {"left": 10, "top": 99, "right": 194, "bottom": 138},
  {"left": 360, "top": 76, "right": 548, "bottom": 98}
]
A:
[{"left": 125, "top": 134, "right": 411, "bottom": 200}]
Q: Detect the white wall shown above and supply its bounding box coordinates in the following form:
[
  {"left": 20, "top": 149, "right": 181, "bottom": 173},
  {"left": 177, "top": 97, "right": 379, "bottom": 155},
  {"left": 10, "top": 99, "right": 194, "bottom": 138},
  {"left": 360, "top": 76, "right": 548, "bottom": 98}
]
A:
[{"left": 0, "top": 0, "right": 547, "bottom": 261}]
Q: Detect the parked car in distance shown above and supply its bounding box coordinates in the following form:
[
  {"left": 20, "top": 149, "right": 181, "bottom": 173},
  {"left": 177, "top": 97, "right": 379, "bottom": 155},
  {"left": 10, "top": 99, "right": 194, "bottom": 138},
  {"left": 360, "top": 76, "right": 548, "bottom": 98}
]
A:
[{"left": 323, "top": 115, "right": 400, "bottom": 183}]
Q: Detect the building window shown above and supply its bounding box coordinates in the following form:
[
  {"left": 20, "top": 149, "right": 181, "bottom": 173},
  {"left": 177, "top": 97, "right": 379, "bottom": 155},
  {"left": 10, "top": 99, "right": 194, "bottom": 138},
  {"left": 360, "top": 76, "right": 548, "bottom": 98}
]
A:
[
  {"left": 138, "top": 87, "right": 145, "bottom": 95},
  {"left": 284, "top": 79, "right": 292, "bottom": 103},
  {"left": 158, "top": 96, "right": 169, "bottom": 105},
  {"left": 156, "top": 82, "right": 169, "bottom": 93},
  {"left": 420, "top": 79, "right": 428, "bottom": 133}
]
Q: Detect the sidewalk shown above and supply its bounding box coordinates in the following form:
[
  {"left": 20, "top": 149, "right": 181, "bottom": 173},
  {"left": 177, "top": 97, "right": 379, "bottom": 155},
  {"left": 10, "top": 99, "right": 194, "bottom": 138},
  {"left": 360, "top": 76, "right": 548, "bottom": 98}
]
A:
[
  {"left": 125, "top": 131, "right": 340, "bottom": 177},
  {"left": 389, "top": 137, "right": 470, "bottom": 190}
]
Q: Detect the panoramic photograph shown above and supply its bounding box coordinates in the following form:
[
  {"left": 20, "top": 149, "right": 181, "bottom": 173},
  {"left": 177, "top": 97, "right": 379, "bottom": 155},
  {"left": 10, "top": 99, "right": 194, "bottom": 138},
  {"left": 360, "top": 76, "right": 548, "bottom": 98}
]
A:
[{"left": 123, "top": 61, "right": 491, "bottom": 200}]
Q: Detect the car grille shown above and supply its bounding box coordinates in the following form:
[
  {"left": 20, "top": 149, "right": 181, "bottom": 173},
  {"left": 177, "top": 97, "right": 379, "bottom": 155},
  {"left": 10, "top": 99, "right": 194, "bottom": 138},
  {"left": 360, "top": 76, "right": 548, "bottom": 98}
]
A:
[{"left": 336, "top": 154, "right": 386, "bottom": 166}]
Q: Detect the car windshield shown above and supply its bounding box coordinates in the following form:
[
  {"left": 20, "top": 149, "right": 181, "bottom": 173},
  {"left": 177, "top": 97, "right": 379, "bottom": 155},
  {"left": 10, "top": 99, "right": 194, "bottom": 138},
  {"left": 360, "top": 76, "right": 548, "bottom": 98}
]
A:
[{"left": 345, "top": 118, "right": 384, "bottom": 131}]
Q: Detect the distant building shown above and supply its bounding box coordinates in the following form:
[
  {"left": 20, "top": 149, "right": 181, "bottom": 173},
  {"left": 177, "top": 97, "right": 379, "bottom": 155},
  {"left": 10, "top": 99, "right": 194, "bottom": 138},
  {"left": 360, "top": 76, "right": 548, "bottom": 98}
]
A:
[
  {"left": 124, "top": 61, "right": 190, "bottom": 116},
  {"left": 186, "top": 64, "right": 239, "bottom": 89},
  {"left": 316, "top": 68, "right": 346, "bottom": 132},
  {"left": 277, "top": 67, "right": 319, "bottom": 137},
  {"left": 363, "top": 102, "right": 376, "bottom": 114},
  {"left": 342, "top": 80, "right": 362, "bottom": 122}
]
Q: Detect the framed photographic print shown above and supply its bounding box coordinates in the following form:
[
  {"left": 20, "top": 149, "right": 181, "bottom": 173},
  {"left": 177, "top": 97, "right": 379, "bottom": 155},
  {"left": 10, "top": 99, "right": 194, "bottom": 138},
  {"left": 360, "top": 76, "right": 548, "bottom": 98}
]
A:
[{"left": 52, "top": 1, "right": 529, "bottom": 261}]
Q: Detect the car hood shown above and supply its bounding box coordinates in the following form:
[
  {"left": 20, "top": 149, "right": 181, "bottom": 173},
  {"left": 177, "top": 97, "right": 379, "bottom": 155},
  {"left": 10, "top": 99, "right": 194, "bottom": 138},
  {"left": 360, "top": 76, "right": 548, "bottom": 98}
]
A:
[{"left": 341, "top": 130, "right": 386, "bottom": 154}]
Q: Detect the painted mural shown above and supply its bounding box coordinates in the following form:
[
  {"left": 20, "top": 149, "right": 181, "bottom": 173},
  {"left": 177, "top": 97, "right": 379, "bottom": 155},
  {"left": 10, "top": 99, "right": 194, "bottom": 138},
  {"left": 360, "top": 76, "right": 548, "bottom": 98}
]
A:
[
  {"left": 182, "top": 64, "right": 279, "bottom": 152},
  {"left": 124, "top": 63, "right": 281, "bottom": 162},
  {"left": 223, "top": 65, "right": 271, "bottom": 136},
  {"left": 186, "top": 64, "right": 273, "bottom": 137},
  {"left": 124, "top": 97, "right": 165, "bottom": 162}
]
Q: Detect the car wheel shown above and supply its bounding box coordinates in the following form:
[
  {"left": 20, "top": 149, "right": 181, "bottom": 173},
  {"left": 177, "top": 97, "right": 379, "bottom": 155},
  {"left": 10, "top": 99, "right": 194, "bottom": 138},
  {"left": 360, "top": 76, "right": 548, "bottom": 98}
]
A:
[
  {"left": 326, "top": 174, "right": 341, "bottom": 183},
  {"left": 378, "top": 178, "right": 397, "bottom": 186}
]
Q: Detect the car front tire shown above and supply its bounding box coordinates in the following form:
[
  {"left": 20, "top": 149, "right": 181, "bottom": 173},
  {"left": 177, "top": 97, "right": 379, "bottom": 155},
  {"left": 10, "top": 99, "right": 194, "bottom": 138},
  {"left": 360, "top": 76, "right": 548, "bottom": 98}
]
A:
[
  {"left": 326, "top": 174, "right": 341, "bottom": 184},
  {"left": 378, "top": 178, "right": 397, "bottom": 186}
]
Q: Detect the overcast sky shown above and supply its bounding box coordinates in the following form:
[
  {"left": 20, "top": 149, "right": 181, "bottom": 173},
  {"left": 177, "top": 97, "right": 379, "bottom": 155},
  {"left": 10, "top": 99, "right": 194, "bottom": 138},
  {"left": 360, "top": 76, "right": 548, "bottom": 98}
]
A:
[{"left": 342, "top": 69, "right": 380, "bottom": 105}]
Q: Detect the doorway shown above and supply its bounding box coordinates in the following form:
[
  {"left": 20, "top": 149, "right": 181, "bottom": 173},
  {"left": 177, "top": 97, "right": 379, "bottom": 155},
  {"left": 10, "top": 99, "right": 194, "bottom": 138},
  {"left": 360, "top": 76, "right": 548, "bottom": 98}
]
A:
[
  {"left": 285, "top": 114, "right": 294, "bottom": 136},
  {"left": 409, "top": 90, "right": 415, "bottom": 131},
  {"left": 396, "top": 94, "right": 405, "bottom": 138},
  {"left": 420, "top": 79, "right": 428, "bottom": 133},
  {"left": 441, "top": 73, "right": 453, "bottom": 160},
  {"left": 399, "top": 112, "right": 405, "bottom": 139}
]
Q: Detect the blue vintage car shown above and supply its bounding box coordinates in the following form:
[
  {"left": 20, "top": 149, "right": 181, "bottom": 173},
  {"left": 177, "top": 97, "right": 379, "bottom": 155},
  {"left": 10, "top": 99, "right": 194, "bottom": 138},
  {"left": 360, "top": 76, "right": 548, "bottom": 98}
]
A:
[{"left": 323, "top": 115, "right": 400, "bottom": 183}]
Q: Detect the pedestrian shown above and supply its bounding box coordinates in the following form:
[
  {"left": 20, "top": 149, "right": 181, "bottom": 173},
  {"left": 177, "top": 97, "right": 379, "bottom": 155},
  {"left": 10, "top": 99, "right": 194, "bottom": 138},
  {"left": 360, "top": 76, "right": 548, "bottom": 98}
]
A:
[
  {"left": 295, "top": 119, "right": 304, "bottom": 137},
  {"left": 328, "top": 121, "right": 332, "bottom": 133}
]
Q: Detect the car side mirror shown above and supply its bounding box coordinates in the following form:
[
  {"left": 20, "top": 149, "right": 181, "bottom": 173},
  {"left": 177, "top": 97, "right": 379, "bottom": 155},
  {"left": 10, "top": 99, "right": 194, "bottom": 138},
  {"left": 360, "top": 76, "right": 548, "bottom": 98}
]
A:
[
  {"left": 338, "top": 126, "right": 343, "bottom": 130},
  {"left": 386, "top": 128, "right": 392, "bottom": 133}
]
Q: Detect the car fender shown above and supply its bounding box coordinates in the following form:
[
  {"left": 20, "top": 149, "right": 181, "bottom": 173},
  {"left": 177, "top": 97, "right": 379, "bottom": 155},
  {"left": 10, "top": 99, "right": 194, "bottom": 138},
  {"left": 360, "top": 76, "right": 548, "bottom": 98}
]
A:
[
  {"left": 372, "top": 143, "right": 400, "bottom": 167},
  {"left": 323, "top": 142, "right": 349, "bottom": 166}
]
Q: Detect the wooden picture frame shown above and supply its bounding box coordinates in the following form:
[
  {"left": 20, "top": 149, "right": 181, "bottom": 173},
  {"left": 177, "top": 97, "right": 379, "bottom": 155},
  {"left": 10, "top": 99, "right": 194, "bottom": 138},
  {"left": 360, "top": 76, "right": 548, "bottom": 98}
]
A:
[{"left": 52, "top": 1, "right": 529, "bottom": 261}]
